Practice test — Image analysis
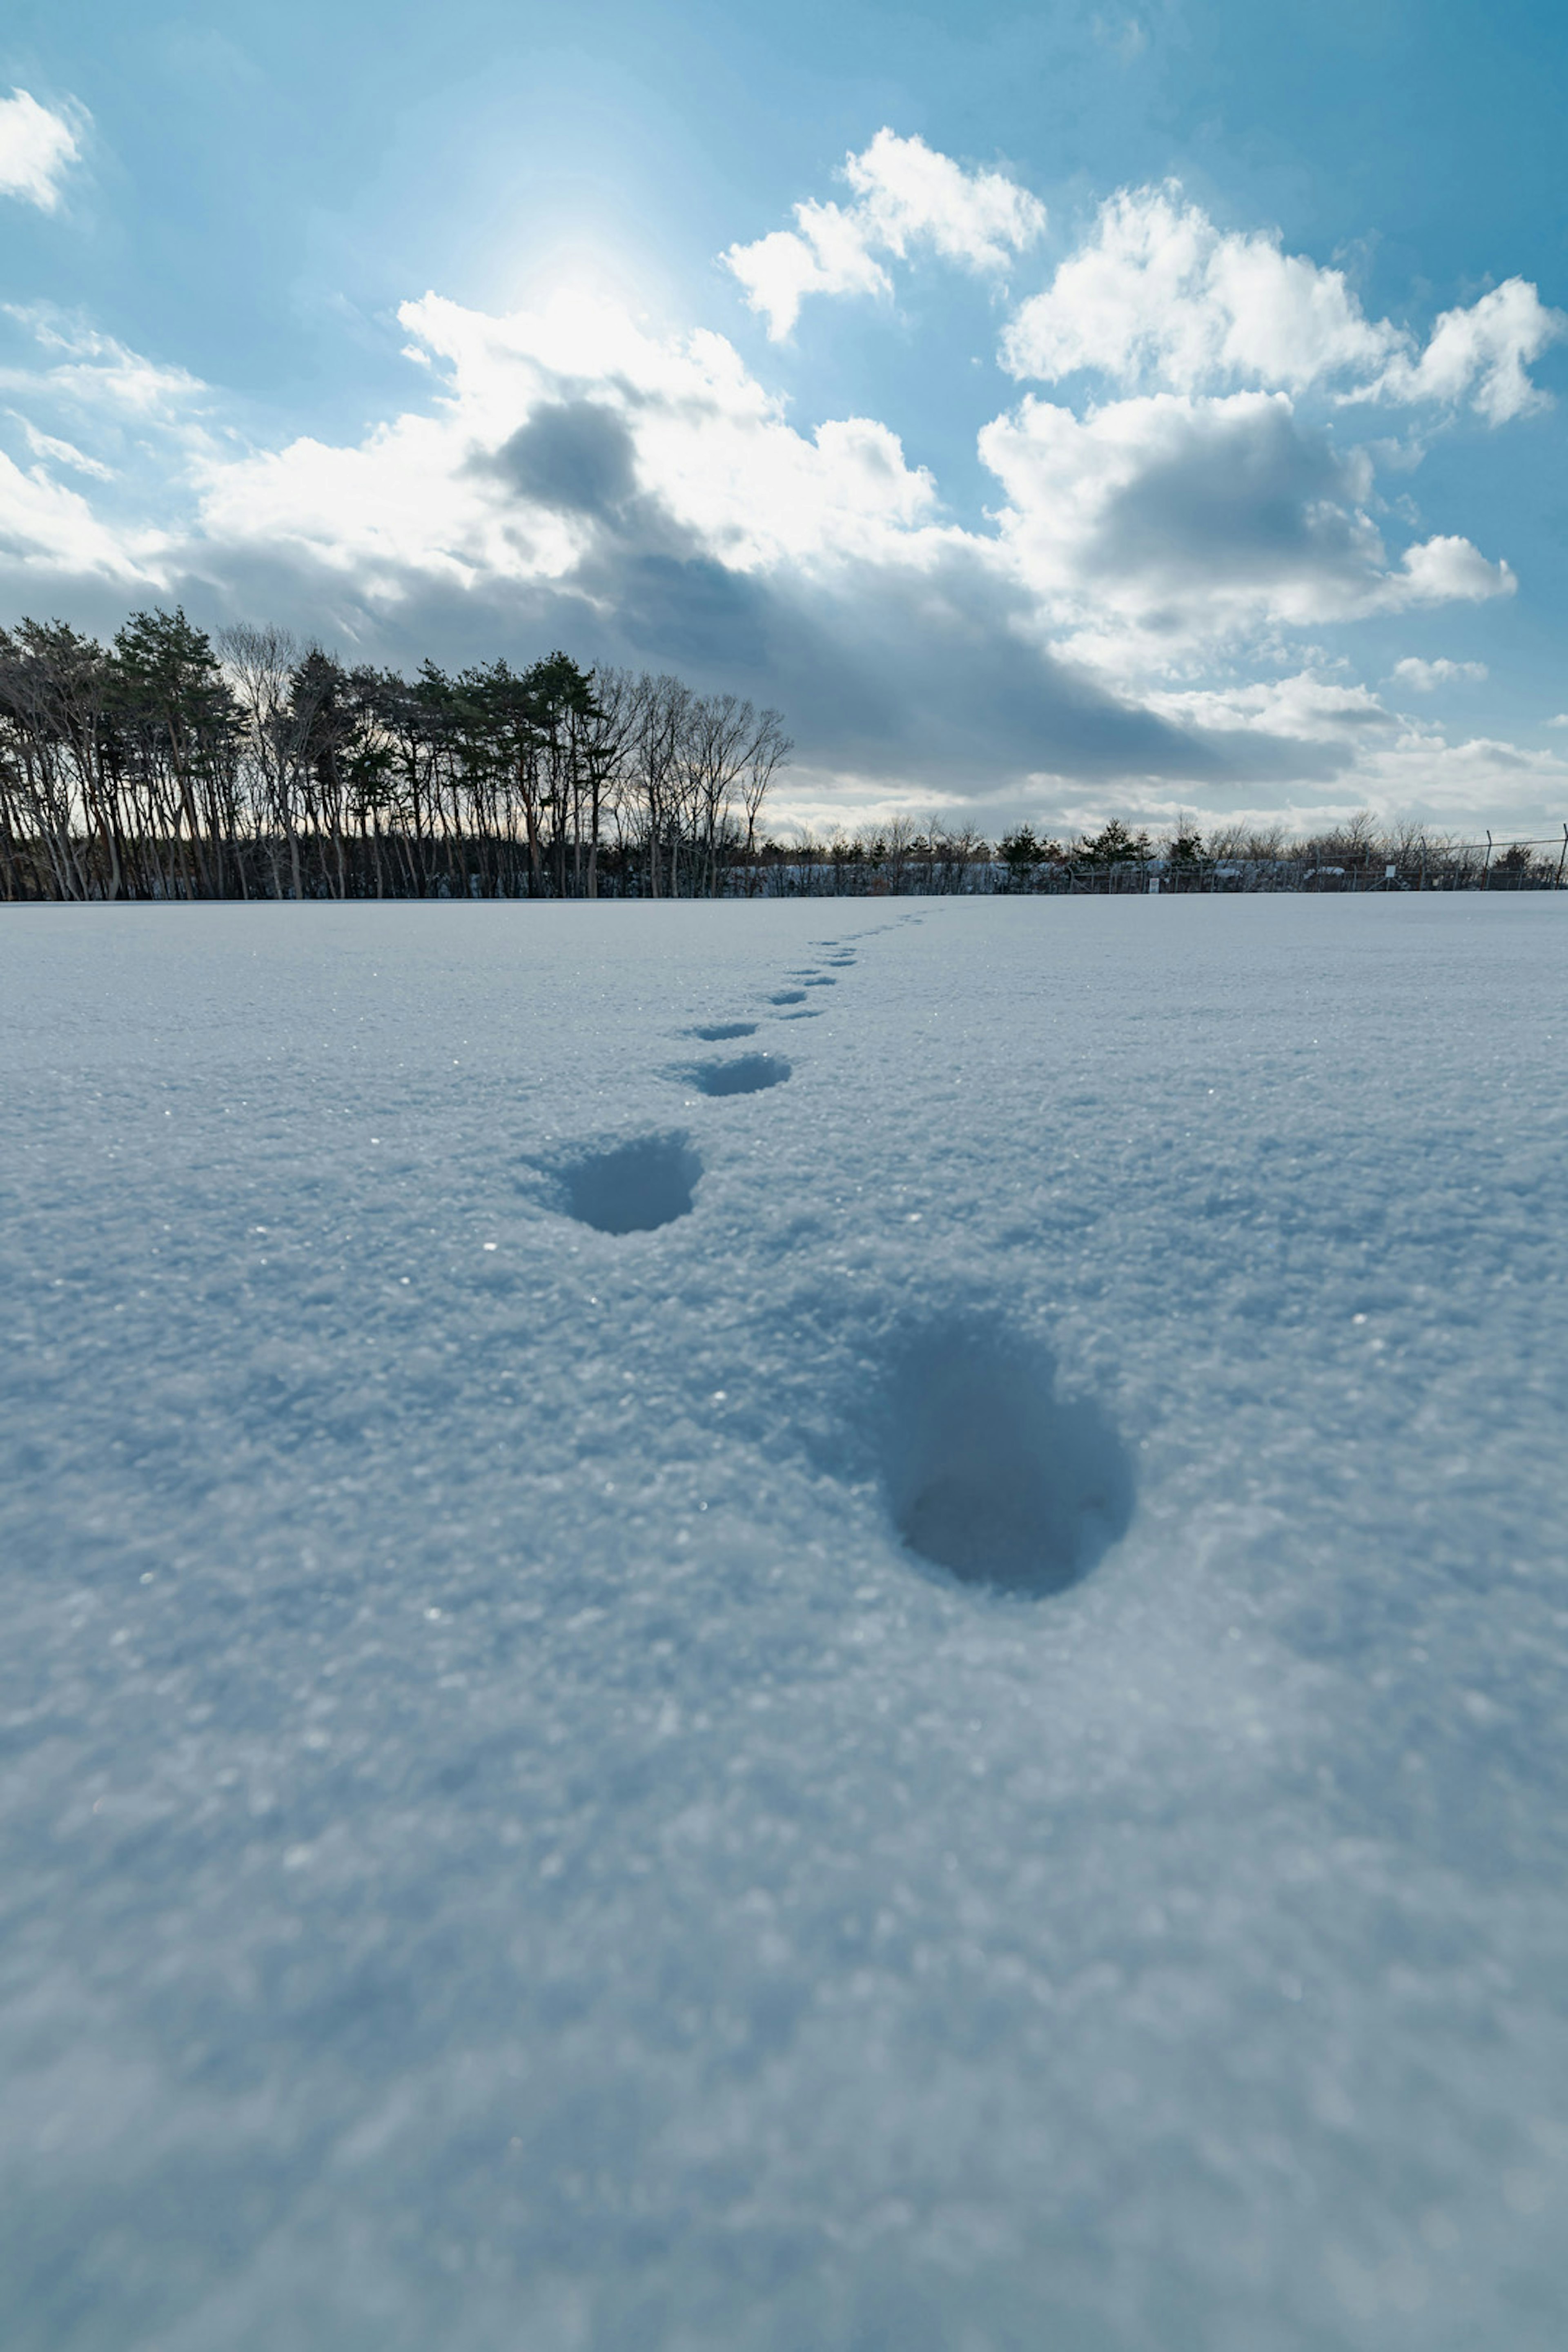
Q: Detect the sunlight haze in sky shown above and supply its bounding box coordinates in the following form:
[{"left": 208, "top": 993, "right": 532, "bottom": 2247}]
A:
[{"left": 3, "top": 0, "right": 1567, "bottom": 837}]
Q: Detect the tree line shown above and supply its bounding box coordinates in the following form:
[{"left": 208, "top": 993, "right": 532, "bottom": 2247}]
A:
[
  {"left": 987, "top": 814, "right": 1567, "bottom": 892},
  {"left": 2, "top": 606, "right": 1559, "bottom": 901},
  {"left": 0, "top": 608, "right": 791, "bottom": 901}
]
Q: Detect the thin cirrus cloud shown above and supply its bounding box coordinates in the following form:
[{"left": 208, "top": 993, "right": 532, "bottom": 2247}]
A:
[
  {"left": 1390, "top": 656, "right": 1489, "bottom": 690},
  {"left": 0, "top": 129, "right": 1563, "bottom": 828},
  {"left": 0, "top": 90, "right": 85, "bottom": 213},
  {"left": 0, "top": 307, "right": 207, "bottom": 417},
  {"left": 13, "top": 416, "right": 115, "bottom": 480}
]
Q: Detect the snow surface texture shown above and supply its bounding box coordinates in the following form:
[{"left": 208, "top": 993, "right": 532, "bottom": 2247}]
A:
[{"left": 2, "top": 898, "right": 1567, "bottom": 2352}]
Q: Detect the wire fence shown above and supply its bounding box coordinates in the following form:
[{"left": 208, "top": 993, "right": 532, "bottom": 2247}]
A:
[
  {"left": 733, "top": 828, "right": 1568, "bottom": 899},
  {"left": 3, "top": 826, "right": 1564, "bottom": 903}
]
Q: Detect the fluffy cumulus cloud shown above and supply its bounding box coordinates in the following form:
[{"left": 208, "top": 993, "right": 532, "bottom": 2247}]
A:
[
  {"left": 196, "top": 290, "right": 946, "bottom": 593},
  {"left": 1002, "top": 181, "right": 1565, "bottom": 420},
  {"left": 724, "top": 129, "right": 1046, "bottom": 340},
  {"left": 0, "top": 90, "right": 85, "bottom": 213},
  {"left": 978, "top": 388, "right": 1511, "bottom": 673},
  {"left": 186, "top": 290, "right": 1224, "bottom": 795},
  {"left": 1, "top": 138, "right": 1563, "bottom": 831},
  {"left": 1003, "top": 184, "right": 1401, "bottom": 394},
  {"left": 1370, "top": 281, "right": 1565, "bottom": 425}
]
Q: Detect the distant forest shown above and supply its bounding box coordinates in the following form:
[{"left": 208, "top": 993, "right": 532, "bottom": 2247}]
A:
[{"left": 2, "top": 608, "right": 1562, "bottom": 900}]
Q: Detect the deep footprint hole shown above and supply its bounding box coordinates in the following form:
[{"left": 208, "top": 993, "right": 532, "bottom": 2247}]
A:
[
  {"left": 555, "top": 1133, "right": 701, "bottom": 1234},
  {"left": 882, "top": 1322, "right": 1133, "bottom": 1597},
  {"left": 693, "top": 1054, "right": 791, "bottom": 1098},
  {"left": 691, "top": 1020, "right": 757, "bottom": 1041}
]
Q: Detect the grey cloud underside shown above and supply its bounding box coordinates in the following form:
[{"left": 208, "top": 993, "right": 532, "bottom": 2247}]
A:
[
  {"left": 0, "top": 414, "right": 1349, "bottom": 797},
  {"left": 1085, "top": 404, "right": 1376, "bottom": 595},
  {"left": 470, "top": 466, "right": 1334, "bottom": 790},
  {"left": 20, "top": 538, "right": 1340, "bottom": 795},
  {"left": 482, "top": 401, "right": 640, "bottom": 517},
  {"left": 287, "top": 542, "right": 1339, "bottom": 791}
]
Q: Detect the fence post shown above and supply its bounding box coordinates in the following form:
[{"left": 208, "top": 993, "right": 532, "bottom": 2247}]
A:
[
  {"left": 1482, "top": 831, "right": 1493, "bottom": 891},
  {"left": 1557, "top": 825, "right": 1568, "bottom": 890}
]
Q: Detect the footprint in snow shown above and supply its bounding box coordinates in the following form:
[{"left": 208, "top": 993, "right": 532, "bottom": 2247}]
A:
[
  {"left": 552, "top": 1134, "right": 701, "bottom": 1234},
  {"left": 692, "top": 1054, "right": 792, "bottom": 1098},
  {"left": 769, "top": 989, "right": 807, "bottom": 1005},
  {"left": 880, "top": 1319, "right": 1133, "bottom": 1597},
  {"left": 690, "top": 1020, "right": 757, "bottom": 1041}
]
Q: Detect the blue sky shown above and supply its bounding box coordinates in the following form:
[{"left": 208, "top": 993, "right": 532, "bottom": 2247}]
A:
[{"left": 4, "top": 0, "right": 1567, "bottom": 837}]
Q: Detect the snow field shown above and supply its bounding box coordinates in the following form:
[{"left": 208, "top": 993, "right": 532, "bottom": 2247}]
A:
[{"left": 2, "top": 896, "right": 1567, "bottom": 2350}]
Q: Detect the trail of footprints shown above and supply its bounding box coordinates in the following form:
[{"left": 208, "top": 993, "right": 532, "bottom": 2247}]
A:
[
  {"left": 553, "top": 940, "right": 846, "bottom": 1234},
  {"left": 540, "top": 932, "right": 1132, "bottom": 1596}
]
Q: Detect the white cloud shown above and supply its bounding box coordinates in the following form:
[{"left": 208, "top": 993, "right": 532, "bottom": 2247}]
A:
[
  {"left": 196, "top": 290, "right": 944, "bottom": 597},
  {"left": 0, "top": 90, "right": 84, "bottom": 214},
  {"left": 1002, "top": 183, "right": 1564, "bottom": 423},
  {"left": 1368, "top": 279, "right": 1565, "bottom": 423},
  {"left": 0, "top": 276, "right": 1527, "bottom": 814},
  {"left": 977, "top": 389, "right": 1512, "bottom": 673},
  {"left": 192, "top": 289, "right": 1512, "bottom": 690},
  {"left": 0, "top": 137, "right": 1553, "bottom": 831},
  {"left": 0, "top": 309, "right": 206, "bottom": 418},
  {"left": 1379, "top": 535, "right": 1513, "bottom": 610},
  {"left": 1145, "top": 670, "right": 1397, "bottom": 743},
  {"left": 1002, "top": 184, "right": 1402, "bottom": 393},
  {"left": 986, "top": 718, "right": 1568, "bottom": 844},
  {"left": 1389, "top": 656, "right": 1488, "bottom": 690},
  {"left": 0, "top": 447, "right": 163, "bottom": 582},
  {"left": 11, "top": 415, "right": 115, "bottom": 479},
  {"left": 1347, "top": 730, "right": 1568, "bottom": 827},
  {"left": 724, "top": 129, "right": 1046, "bottom": 340},
  {"left": 0, "top": 312, "right": 211, "bottom": 584}
]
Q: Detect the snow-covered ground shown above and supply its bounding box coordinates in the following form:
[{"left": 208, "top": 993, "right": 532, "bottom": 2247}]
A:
[{"left": 3, "top": 896, "right": 1566, "bottom": 2351}]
